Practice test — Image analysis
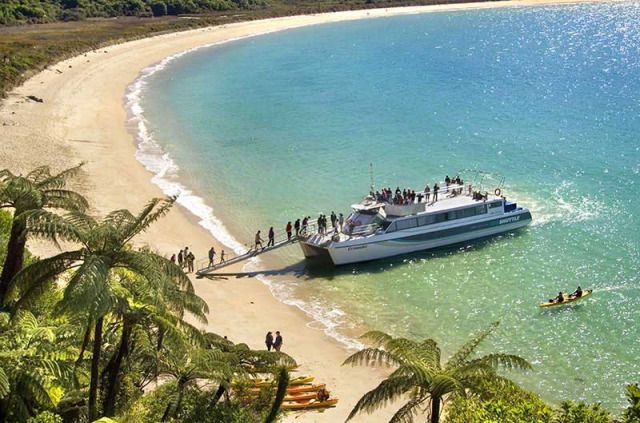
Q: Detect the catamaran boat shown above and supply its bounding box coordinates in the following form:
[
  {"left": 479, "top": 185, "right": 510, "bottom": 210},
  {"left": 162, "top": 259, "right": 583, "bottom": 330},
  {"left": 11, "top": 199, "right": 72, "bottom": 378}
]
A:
[{"left": 298, "top": 173, "right": 532, "bottom": 266}]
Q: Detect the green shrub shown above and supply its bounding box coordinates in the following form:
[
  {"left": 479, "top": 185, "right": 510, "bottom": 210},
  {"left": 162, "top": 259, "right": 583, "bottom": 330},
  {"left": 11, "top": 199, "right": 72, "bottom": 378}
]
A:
[
  {"left": 623, "top": 383, "right": 640, "bottom": 423},
  {"left": 445, "top": 377, "right": 552, "bottom": 423},
  {"left": 151, "top": 1, "right": 167, "bottom": 16},
  {"left": 26, "top": 412, "right": 63, "bottom": 423},
  {"left": 553, "top": 401, "right": 611, "bottom": 423}
]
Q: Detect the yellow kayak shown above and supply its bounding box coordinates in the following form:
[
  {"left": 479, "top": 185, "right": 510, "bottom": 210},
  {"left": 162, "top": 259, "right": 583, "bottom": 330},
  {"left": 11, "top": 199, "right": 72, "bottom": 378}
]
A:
[
  {"left": 281, "top": 398, "right": 339, "bottom": 410},
  {"left": 249, "top": 383, "right": 326, "bottom": 394},
  {"left": 540, "top": 290, "right": 593, "bottom": 308},
  {"left": 247, "top": 375, "right": 314, "bottom": 387}
]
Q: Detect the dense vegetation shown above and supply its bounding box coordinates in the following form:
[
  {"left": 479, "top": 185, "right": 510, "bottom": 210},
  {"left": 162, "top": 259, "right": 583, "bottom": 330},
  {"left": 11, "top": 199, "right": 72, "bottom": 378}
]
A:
[
  {"left": 0, "top": 165, "right": 294, "bottom": 423},
  {"left": 1, "top": 164, "right": 640, "bottom": 423},
  {"left": 0, "top": 0, "right": 267, "bottom": 25}
]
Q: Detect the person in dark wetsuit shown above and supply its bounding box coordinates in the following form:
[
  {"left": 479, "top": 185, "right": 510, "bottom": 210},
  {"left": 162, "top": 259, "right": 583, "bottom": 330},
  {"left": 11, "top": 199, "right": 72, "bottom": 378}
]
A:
[
  {"left": 554, "top": 292, "right": 564, "bottom": 303},
  {"left": 571, "top": 286, "right": 583, "bottom": 298}
]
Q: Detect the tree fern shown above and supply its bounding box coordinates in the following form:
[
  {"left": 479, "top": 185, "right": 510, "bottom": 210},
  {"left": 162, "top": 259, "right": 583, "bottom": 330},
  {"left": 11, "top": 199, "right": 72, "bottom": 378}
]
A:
[{"left": 344, "top": 322, "right": 531, "bottom": 423}]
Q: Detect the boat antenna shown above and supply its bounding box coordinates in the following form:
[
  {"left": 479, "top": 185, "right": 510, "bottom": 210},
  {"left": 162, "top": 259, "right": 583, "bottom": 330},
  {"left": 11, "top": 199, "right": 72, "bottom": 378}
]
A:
[{"left": 370, "top": 163, "right": 375, "bottom": 193}]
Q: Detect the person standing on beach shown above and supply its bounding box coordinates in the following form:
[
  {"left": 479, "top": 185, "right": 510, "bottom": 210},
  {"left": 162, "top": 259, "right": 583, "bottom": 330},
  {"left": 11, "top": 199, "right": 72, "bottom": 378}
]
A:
[
  {"left": 265, "top": 331, "right": 274, "bottom": 351},
  {"left": 183, "top": 247, "right": 190, "bottom": 268},
  {"left": 187, "top": 251, "right": 195, "bottom": 273},
  {"left": 273, "top": 331, "right": 283, "bottom": 352},
  {"left": 178, "top": 249, "right": 184, "bottom": 268},
  {"left": 267, "top": 227, "right": 275, "bottom": 247},
  {"left": 286, "top": 222, "right": 292, "bottom": 240},
  {"left": 170, "top": 254, "right": 176, "bottom": 264},
  {"left": 294, "top": 219, "right": 301, "bottom": 237}
]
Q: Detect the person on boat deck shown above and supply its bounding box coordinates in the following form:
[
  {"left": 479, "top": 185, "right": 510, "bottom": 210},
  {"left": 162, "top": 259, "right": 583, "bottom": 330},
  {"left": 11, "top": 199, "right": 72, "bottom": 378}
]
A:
[
  {"left": 339, "top": 213, "right": 345, "bottom": 232},
  {"left": 554, "top": 292, "right": 564, "bottom": 303},
  {"left": 424, "top": 184, "right": 431, "bottom": 201},
  {"left": 294, "top": 218, "right": 301, "bottom": 236},
  {"left": 571, "top": 286, "right": 583, "bottom": 298},
  {"left": 433, "top": 183, "right": 439, "bottom": 202}
]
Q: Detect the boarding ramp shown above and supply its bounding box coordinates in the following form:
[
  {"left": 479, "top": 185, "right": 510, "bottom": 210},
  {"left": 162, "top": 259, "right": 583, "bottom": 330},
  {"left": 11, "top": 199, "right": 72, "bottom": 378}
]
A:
[{"left": 195, "top": 224, "right": 319, "bottom": 276}]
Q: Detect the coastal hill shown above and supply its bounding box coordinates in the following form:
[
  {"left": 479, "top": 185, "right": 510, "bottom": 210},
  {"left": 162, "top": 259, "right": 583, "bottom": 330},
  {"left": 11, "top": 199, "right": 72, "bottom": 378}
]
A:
[{"left": 0, "top": 0, "right": 468, "bottom": 95}]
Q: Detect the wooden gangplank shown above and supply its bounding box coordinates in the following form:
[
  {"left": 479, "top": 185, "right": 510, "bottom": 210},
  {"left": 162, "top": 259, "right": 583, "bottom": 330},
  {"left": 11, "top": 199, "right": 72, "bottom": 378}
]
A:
[{"left": 196, "top": 237, "right": 298, "bottom": 276}]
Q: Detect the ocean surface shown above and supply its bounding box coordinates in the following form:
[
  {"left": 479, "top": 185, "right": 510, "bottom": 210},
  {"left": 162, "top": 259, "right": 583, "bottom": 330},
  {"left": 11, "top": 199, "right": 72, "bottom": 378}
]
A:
[{"left": 129, "top": 2, "right": 640, "bottom": 412}]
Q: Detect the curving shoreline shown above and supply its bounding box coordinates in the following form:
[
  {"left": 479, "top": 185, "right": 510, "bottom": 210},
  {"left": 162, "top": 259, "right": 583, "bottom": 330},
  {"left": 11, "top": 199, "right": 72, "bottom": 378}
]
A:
[{"left": 0, "top": 1, "right": 616, "bottom": 421}]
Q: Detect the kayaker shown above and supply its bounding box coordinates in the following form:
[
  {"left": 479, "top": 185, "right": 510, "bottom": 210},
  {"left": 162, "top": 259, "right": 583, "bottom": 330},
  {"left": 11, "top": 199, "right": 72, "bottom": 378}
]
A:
[
  {"left": 571, "top": 286, "right": 583, "bottom": 298},
  {"left": 554, "top": 292, "right": 564, "bottom": 303}
]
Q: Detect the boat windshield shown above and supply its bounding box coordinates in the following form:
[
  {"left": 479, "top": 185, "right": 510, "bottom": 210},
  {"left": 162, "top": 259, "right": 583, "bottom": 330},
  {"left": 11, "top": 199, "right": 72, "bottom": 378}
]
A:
[{"left": 343, "top": 211, "right": 384, "bottom": 235}]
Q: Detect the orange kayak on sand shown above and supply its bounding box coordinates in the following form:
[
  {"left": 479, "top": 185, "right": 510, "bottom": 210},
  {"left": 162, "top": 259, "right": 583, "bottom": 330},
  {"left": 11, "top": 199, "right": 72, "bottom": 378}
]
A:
[
  {"left": 281, "top": 398, "right": 339, "bottom": 410},
  {"left": 284, "top": 391, "right": 330, "bottom": 401},
  {"left": 249, "top": 383, "right": 326, "bottom": 394}
]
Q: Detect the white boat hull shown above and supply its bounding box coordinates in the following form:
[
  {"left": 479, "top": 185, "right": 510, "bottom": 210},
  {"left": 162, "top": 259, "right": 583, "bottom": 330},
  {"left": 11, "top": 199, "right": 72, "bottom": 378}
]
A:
[{"left": 300, "top": 210, "right": 531, "bottom": 266}]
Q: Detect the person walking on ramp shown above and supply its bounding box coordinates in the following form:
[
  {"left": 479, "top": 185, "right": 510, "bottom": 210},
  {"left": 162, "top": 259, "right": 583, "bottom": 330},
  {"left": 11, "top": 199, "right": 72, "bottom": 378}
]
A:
[
  {"left": 267, "top": 227, "right": 275, "bottom": 247},
  {"left": 255, "top": 230, "right": 264, "bottom": 250}
]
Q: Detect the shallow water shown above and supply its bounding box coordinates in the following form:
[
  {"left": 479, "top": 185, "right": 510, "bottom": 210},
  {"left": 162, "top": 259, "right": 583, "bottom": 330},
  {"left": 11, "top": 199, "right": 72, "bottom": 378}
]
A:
[{"left": 134, "top": 2, "right": 640, "bottom": 411}]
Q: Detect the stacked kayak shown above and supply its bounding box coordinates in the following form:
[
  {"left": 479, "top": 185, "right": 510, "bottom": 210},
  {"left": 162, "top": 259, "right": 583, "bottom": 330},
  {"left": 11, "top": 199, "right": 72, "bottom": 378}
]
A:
[
  {"left": 284, "top": 389, "right": 330, "bottom": 401},
  {"left": 247, "top": 375, "right": 314, "bottom": 387},
  {"left": 281, "top": 398, "right": 339, "bottom": 410},
  {"left": 242, "top": 373, "right": 339, "bottom": 411},
  {"left": 540, "top": 290, "right": 593, "bottom": 308}
]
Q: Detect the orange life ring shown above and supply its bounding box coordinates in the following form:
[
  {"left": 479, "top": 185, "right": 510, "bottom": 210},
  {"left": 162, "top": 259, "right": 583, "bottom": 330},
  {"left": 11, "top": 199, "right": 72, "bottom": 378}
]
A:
[{"left": 494, "top": 188, "right": 501, "bottom": 196}]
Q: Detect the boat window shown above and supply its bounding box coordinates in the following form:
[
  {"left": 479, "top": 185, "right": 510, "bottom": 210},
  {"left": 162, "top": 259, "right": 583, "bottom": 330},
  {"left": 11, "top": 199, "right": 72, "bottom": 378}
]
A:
[
  {"left": 434, "top": 213, "right": 446, "bottom": 223},
  {"left": 385, "top": 222, "right": 397, "bottom": 233},
  {"left": 418, "top": 215, "right": 435, "bottom": 226},
  {"left": 396, "top": 218, "right": 417, "bottom": 230},
  {"left": 475, "top": 205, "right": 487, "bottom": 215},
  {"left": 488, "top": 201, "right": 502, "bottom": 209}
]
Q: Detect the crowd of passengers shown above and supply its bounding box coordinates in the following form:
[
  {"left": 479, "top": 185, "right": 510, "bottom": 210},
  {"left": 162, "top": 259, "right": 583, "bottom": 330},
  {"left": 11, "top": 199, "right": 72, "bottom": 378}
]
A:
[{"left": 371, "top": 175, "right": 465, "bottom": 206}]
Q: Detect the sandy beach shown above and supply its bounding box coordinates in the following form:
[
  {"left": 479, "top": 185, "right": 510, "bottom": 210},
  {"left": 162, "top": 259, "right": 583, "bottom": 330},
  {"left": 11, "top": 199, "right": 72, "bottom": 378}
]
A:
[{"left": 0, "top": 0, "right": 615, "bottom": 421}]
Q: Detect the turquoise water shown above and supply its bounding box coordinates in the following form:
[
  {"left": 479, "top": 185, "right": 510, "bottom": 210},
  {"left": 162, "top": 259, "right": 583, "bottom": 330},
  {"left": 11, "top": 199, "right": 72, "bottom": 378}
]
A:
[{"left": 135, "top": 2, "right": 640, "bottom": 411}]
